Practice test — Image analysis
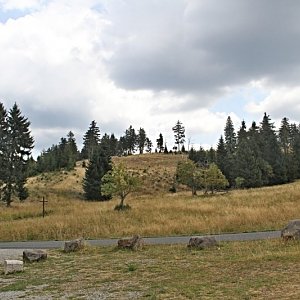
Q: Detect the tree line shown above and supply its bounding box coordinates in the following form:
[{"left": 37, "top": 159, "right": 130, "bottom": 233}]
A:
[
  {"left": 189, "top": 114, "right": 300, "bottom": 188},
  {"left": 0, "top": 101, "right": 186, "bottom": 205},
  {"left": 3, "top": 100, "right": 300, "bottom": 206},
  {"left": 34, "top": 119, "right": 186, "bottom": 174}
]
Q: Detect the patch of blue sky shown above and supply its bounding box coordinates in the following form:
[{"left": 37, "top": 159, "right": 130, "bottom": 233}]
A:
[
  {"left": 91, "top": 3, "right": 106, "bottom": 14},
  {"left": 211, "top": 87, "right": 268, "bottom": 124},
  {"left": 0, "top": 0, "right": 51, "bottom": 23},
  {"left": 0, "top": 9, "right": 28, "bottom": 23}
]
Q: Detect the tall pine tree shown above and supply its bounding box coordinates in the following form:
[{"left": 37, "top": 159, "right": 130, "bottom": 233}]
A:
[
  {"left": 223, "top": 116, "right": 237, "bottom": 186},
  {"left": 278, "top": 117, "right": 296, "bottom": 181},
  {"left": 137, "top": 127, "right": 147, "bottom": 154},
  {"left": 260, "top": 113, "right": 286, "bottom": 185},
  {"left": 66, "top": 131, "right": 78, "bottom": 170},
  {"left": 1, "top": 103, "right": 34, "bottom": 206},
  {"left": 156, "top": 133, "right": 164, "bottom": 153},
  {"left": 216, "top": 135, "right": 227, "bottom": 177},
  {"left": 235, "top": 121, "right": 262, "bottom": 187},
  {"left": 81, "top": 121, "right": 101, "bottom": 159},
  {"left": 0, "top": 103, "right": 8, "bottom": 193},
  {"left": 290, "top": 124, "right": 300, "bottom": 178},
  {"left": 172, "top": 120, "right": 185, "bottom": 152},
  {"left": 83, "top": 145, "right": 111, "bottom": 201},
  {"left": 124, "top": 125, "right": 137, "bottom": 155}
]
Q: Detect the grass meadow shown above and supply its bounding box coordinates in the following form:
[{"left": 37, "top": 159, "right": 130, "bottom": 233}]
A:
[
  {"left": 1, "top": 240, "right": 300, "bottom": 299},
  {"left": 0, "top": 153, "right": 299, "bottom": 241},
  {"left": 1, "top": 154, "right": 300, "bottom": 299}
]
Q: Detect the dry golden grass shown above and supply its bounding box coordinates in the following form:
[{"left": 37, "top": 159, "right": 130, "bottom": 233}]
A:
[{"left": 0, "top": 153, "right": 300, "bottom": 241}]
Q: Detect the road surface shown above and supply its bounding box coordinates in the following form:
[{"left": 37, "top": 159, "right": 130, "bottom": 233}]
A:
[{"left": 0, "top": 230, "right": 281, "bottom": 250}]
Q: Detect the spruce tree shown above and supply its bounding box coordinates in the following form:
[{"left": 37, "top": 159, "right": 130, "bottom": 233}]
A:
[
  {"left": 83, "top": 145, "right": 111, "bottom": 201},
  {"left": 1, "top": 103, "right": 34, "bottom": 206},
  {"left": 100, "top": 133, "right": 118, "bottom": 157},
  {"left": 224, "top": 116, "right": 237, "bottom": 154},
  {"left": 66, "top": 131, "right": 78, "bottom": 170},
  {"left": 278, "top": 118, "right": 291, "bottom": 156},
  {"left": 137, "top": 127, "right": 147, "bottom": 154},
  {"left": 117, "top": 136, "right": 127, "bottom": 156},
  {"left": 164, "top": 143, "right": 168, "bottom": 154},
  {"left": 156, "top": 133, "right": 164, "bottom": 153},
  {"left": 124, "top": 125, "right": 137, "bottom": 155},
  {"left": 279, "top": 118, "right": 296, "bottom": 181},
  {"left": 223, "top": 116, "right": 237, "bottom": 186},
  {"left": 207, "top": 147, "right": 216, "bottom": 163},
  {"left": 145, "top": 137, "right": 153, "bottom": 153},
  {"left": 290, "top": 124, "right": 300, "bottom": 178},
  {"left": 216, "top": 135, "right": 227, "bottom": 176},
  {"left": 188, "top": 146, "right": 198, "bottom": 163},
  {"left": 236, "top": 121, "right": 262, "bottom": 188},
  {"left": 237, "top": 120, "right": 247, "bottom": 141},
  {"left": 109, "top": 134, "right": 118, "bottom": 157},
  {"left": 0, "top": 103, "right": 8, "bottom": 190},
  {"left": 58, "top": 137, "right": 68, "bottom": 169},
  {"left": 81, "top": 120, "right": 101, "bottom": 159},
  {"left": 260, "top": 113, "right": 286, "bottom": 184},
  {"left": 247, "top": 121, "right": 272, "bottom": 185},
  {"left": 172, "top": 120, "right": 185, "bottom": 152}
]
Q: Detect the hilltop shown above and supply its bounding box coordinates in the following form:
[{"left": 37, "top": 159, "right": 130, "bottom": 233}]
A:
[{"left": 27, "top": 153, "right": 188, "bottom": 200}]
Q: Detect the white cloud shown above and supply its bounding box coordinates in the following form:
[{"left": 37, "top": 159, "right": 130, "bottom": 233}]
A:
[
  {"left": 0, "top": 1, "right": 108, "bottom": 118},
  {"left": 246, "top": 86, "right": 300, "bottom": 123},
  {"left": 1, "top": 0, "right": 300, "bottom": 156}
]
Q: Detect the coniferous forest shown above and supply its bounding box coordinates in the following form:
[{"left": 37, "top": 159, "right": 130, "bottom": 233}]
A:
[
  {"left": 189, "top": 114, "right": 300, "bottom": 188},
  {"left": 2, "top": 101, "right": 300, "bottom": 205}
]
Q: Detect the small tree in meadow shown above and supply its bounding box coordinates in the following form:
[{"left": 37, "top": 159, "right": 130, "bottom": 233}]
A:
[
  {"left": 176, "top": 160, "right": 203, "bottom": 196},
  {"left": 101, "top": 163, "right": 140, "bottom": 210},
  {"left": 203, "top": 163, "right": 229, "bottom": 194}
]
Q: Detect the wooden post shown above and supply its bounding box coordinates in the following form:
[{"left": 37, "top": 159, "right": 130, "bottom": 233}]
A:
[{"left": 39, "top": 197, "right": 48, "bottom": 218}]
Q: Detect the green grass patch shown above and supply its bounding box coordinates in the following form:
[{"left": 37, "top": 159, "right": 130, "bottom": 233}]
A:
[
  {"left": 1, "top": 240, "right": 300, "bottom": 299},
  {"left": 0, "top": 280, "right": 27, "bottom": 292}
]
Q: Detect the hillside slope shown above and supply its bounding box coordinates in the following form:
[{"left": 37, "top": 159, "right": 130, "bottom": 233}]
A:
[
  {"left": 1, "top": 152, "right": 300, "bottom": 241},
  {"left": 27, "top": 153, "right": 188, "bottom": 200}
]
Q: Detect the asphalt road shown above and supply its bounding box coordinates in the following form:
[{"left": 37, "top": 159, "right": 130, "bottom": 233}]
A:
[{"left": 0, "top": 230, "right": 281, "bottom": 249}]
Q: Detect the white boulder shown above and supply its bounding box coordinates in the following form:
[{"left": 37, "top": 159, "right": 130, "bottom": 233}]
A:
[{"left": 4, "top": 259, "right": 23, "bottom": 275}]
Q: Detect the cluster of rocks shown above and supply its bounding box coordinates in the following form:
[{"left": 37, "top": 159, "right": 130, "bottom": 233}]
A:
[
  {"left": 4, "top": 249, "right": 48, "bottom": 275},
  {"left": 3, "top": 238, "right": 86, "bottom": 275},
  {"left": 2, "top": 219, "right": 300, "bottom": 275}
]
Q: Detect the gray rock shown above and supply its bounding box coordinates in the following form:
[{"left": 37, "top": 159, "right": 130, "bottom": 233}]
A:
[
  {"left": 118, "top": 235, "right": 144, "bottom": 251},
  {"left": 4, "top": 260, "right": 23, "bottom": 275},
  {"left": 64, "top": 238, "right": 85, "bottom": 252},
  {"left": 281, "top": 219, "right": 300, "bottom": 240},
  {"left": 187, "top": 236, "right": 218, "bottom": 249},
  {"left": 23, "top": 250, "right": 47, "bottom": 263}
]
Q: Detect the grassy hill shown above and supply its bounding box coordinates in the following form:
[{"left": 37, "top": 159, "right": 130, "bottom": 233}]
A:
[
  {"left": 1, "top": 153, "right": 300, "bottom": 241},
  {"left": 27, "top": 153, "right": 188, "bottom": 200}
]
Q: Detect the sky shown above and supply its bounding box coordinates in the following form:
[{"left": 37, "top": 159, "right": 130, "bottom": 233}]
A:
[{"left": 1, "top": 0, "right": 300, "bottom": 157}]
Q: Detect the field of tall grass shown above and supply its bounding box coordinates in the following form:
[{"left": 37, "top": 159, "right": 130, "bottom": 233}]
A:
[{"left": 0, "top": 153, "right": 300, "bottom": 241}]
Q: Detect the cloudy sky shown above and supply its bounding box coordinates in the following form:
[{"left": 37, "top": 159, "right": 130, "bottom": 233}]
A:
[{"left": 1, "top": 0, "right": 300, "bottom": 157}]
